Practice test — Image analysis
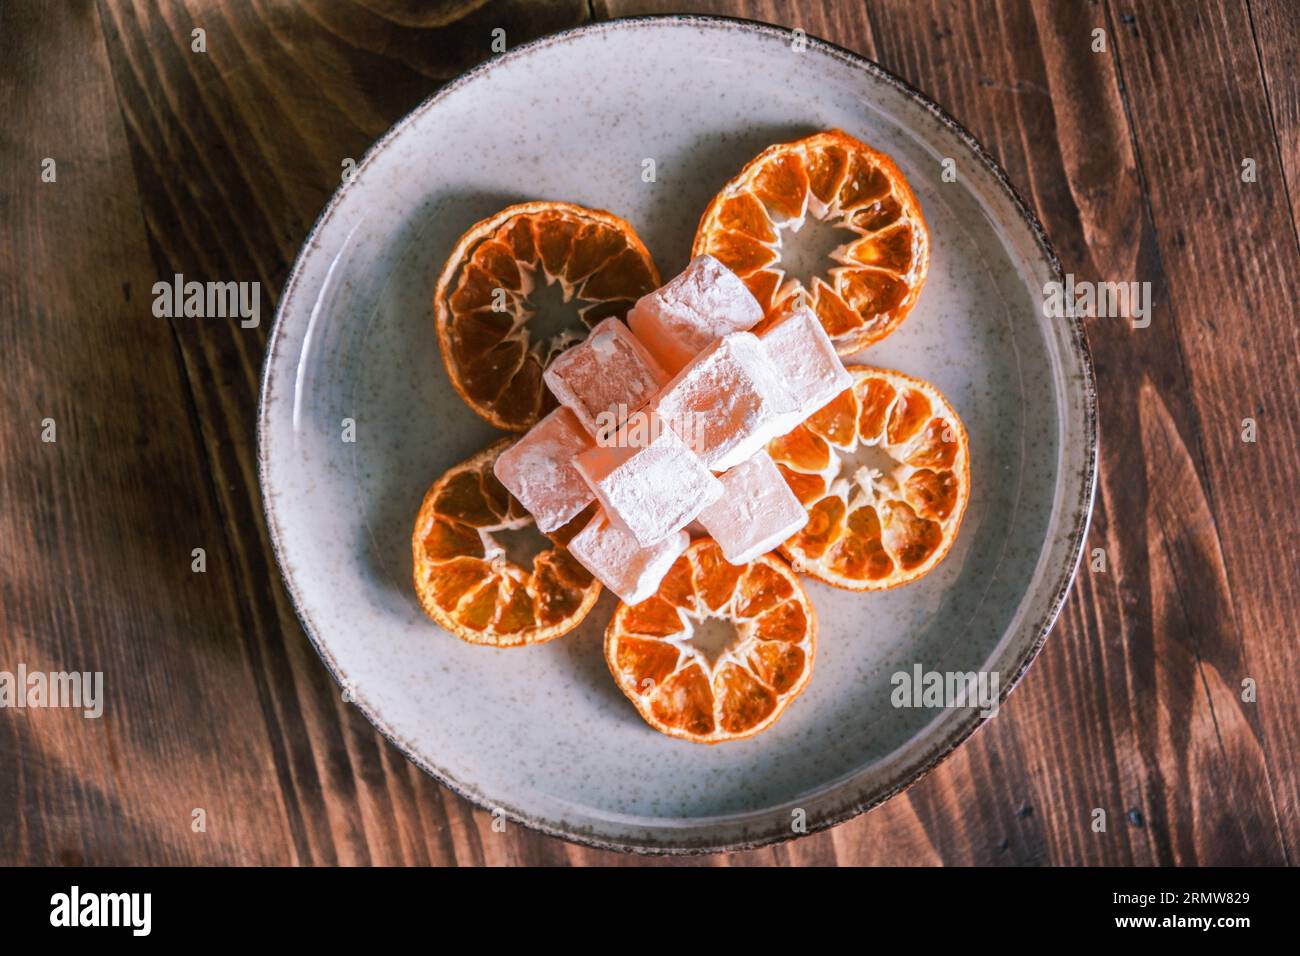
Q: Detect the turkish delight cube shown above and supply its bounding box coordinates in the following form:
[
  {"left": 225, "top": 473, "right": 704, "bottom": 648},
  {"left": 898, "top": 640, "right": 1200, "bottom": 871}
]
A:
[
  {"left": 698, "top": 451, "right": 809, "bottom": 564},
  {"left": 627, "top": 255, "right": 763, "bottom": 374},
  {"left": 492, "top": 406, "right": 593, "bottom": 533},
  {"left": 759, "top": 305, "right": 853, "bottom": 431},
  {"left": 568, "top": 509, "right": 689, "bottom": 605},
  {"left": 574, "top": 410, "right": 722, "bottom": 546},
  {"left": 650, "top": 331, "right": 795, "bottom": 472},
  {"left": 544, "top": 317, "right": 669, "bottom": 440}
]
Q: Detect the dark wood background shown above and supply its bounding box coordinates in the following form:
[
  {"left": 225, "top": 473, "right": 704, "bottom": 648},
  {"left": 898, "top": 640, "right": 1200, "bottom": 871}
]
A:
[{"left": 2, "top": 0, "right": 1296, "bottom": 866}]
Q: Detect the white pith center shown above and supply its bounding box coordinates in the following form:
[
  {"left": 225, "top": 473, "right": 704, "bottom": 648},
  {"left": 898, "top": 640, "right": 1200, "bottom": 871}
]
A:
[
  {"left": 507, "top": 263, "right": 590, "bottom": 364},
  {"left": 747, "top": 170, "right": 881, "bottom": 309},
  {"left": 660, "top": 607, "right": 756, "bottom": 675},
  {"left": 775, "top": 213, "right": 859, "bottom": 294},
  {"left": 484, "top": 519, "right": 551, "bottom": 570},
  {"left": 792, "top": 386, "right": 947, "bottom": 521}
]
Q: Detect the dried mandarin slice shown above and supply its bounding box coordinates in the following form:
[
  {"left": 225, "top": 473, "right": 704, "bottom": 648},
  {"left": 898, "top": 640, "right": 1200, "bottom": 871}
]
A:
[
  {"left": 776, "top": 463, "right": 827, "bottom": 505},
  {"left": 412, "top": 439, "right": 601, "bottom": 646},
  {"left": 805, "top": 388, "right": 859, "bottom": 449},
  {"left": 767, "top": 366, "right": 970, "bottom": 590},
  {"left": 769, "top": 425, "right": 832, "bottom": 473},
  {"left": 733, "top": 561, "right": 795, "bottom": 618},
  {"left": 694, "top": 130, "right": 929, "bottom": 354},
  {"left": 605, "top": 540, "right": 815, "bottom": 743},
  {"left": 435, "top": 202, "right": 659, "bottom": 431}
]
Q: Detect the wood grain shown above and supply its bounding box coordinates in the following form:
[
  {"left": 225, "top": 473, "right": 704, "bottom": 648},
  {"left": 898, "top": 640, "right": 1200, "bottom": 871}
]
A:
[{"left": 1, "top": 0, "right": 1296, "bottom": 865}]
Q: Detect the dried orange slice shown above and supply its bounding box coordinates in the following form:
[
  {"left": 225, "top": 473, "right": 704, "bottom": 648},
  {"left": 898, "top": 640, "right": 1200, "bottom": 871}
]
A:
[
  {"left": 412, "top": 438, "right": 601, "bottom": 647},
  {"left": 769, "top": 366, "right": 970, "bottom": 590},
  {"left": 693, "top": 129, "right": 929, "bottom": 354},
  {"left": 605, "top": 539, "right": 816, "bottom": 743},
  {"left": 435, "top": 201, "right": 660, "bottom": 431}
]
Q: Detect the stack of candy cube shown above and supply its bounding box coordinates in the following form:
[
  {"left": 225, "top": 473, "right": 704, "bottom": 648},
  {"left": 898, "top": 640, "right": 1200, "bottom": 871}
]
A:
[{"left": 494, "top": 255, "right": 852, "bottom": 604}]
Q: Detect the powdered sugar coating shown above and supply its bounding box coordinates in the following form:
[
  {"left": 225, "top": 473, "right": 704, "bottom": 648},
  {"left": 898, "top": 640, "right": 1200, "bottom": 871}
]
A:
[
  {"left": 492, "top": 407, "right": 594, "bottom": 533},
  {"left": 568, "top": 509, "right": 689, "bottom": 604},
  {"left": 544, "top": 317, "right": 669, "bottom": 439},
  {"left": 698, "top": 451, "right": 809, "bottom": 565},
  {"left": 627, "top": 255, "right": 763, "bottom": 373},
  {"left": 760, "top": 306, "right": 854, "bottom": 431},
  {"left": 651, "top": 331, "right": 796, "bottom": 472},
  {"left": 574, "top": 411, "right": 722, "bottom": 546}
]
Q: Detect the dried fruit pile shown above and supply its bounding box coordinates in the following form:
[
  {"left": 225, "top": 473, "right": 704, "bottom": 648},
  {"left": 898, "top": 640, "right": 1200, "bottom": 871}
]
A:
[{"left": 414, "top": 130, "right": 969, "bottom": 743}]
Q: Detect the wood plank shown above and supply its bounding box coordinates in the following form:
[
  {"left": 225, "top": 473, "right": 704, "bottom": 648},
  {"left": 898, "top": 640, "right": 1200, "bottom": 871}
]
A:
[
  {"left": 882, "top": 0, "right": 1168, "bottom": 867},
  {"left": 863, "top": 0, "right": 1292, "bottom": 864},
  {"left": 1247, "top": 0, "right": 1300, "bottom": 236},
  {"left": 0, "top": 0, "right": 294, "bottom": 865},
  {"left": 596, "top": 0, "right": 876, "bottom": 52},
  {"left": 1101, "top": 0, "right": 1300, "bottom": 858}
]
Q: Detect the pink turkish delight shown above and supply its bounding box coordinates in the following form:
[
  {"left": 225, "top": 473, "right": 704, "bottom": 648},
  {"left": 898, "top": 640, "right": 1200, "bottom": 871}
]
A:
[
  {"left": 568, "top": 509, "right": 689, "bottom": 605},
  {"left": 574, "top": 410, "right": 722, "bottom": 546},
  {"left": 650, "top": 331, "right": 795, "bottom": 472},
  {"left": 698, "top": 452, "right": 808, "bottom": 564},
  {"left": 492, "top": 406, "right": 593, "bottom": 533},
  {"left": 627, "top": 255, "right": 763, "bottom": 374},
  {"left": 544, "top": 317, "right": 669, "bottom": 440},
  {"left": 759, "top": 306, "right": 853, "bottom": 431}
]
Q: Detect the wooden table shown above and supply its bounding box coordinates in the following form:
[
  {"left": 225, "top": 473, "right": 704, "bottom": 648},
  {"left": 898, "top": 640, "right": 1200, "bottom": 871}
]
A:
[{"left": 3, "top": 0, "right": 1296, "bottom": 866}]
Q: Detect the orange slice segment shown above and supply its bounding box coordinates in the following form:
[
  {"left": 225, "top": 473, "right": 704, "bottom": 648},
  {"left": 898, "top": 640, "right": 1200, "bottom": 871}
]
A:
[
  {"left": 435, "top": 202, "right": 660, "bottom": 431},
  {"left": 412, "top": 439, "right": 601, "bottom": 646},
  {"left": 693, "top": 130, "right": 929, "bottom": 354},
  {"left": 768, "top": 366, "right": 970, "bottom": 590},
  {"left": 605, "top": 540, "right": 816, "bottom": 743}
]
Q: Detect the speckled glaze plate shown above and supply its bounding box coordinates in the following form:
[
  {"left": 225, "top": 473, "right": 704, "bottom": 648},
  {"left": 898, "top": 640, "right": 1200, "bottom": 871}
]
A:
[{"left": 258, "top": 15, "right": 1096, "bottom": 853}]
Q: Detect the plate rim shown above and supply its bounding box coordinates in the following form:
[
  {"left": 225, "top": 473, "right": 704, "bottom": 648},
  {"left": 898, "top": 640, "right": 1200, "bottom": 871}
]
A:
[{"left": 257, "top": 12, "right": 1098, "bottom": 856}]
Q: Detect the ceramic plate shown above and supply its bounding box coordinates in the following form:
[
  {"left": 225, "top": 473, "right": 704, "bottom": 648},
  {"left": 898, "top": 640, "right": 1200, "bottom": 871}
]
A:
[{"left": 258, "top": 15, "right": 1096, "bottom": 853}]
